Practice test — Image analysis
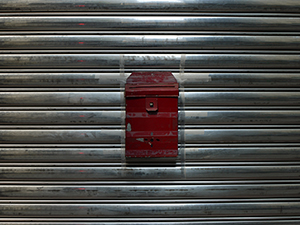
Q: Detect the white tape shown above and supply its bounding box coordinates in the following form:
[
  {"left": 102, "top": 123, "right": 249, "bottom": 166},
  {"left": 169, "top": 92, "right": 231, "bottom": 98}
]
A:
[
  {"left": 179, "top": 54, "right": 186, "bottom": 79},
  {"left": 94, "top": 74, "right": 101, "bottom": 80},
  {"left": 184, "top": 73, "right": 212, "bottom": 83},
  {"left": 198, "top": 111, "right": 208, "bottom": 117},
  {"left": 120, "top": 54, "right": 126, "bottom": 167},
  {"left": 190, "top": 129, "right": 205, "bottom": 135},
  {"left": 198, "top": 129, "right": 205, "bottom": 135},
  {"left": 179, "top": 54, "right": 186, "bottom": 179},
  {"left": 120, "top": 54, "right": 125, "bottom": 77}
]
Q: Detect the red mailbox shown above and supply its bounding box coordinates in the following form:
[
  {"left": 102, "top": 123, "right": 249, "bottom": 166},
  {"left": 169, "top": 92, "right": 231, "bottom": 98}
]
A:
[{"left": 125, "top": 72, "right": 179, "bottom": 158}]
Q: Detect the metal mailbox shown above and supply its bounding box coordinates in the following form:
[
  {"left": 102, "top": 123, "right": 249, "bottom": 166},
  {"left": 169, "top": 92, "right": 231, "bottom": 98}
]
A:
[{"left": 125, "top": 72, "right": 179, "bottom": 158}]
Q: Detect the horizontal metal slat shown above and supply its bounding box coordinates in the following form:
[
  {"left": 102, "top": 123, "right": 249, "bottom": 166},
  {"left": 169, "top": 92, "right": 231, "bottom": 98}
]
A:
[
  {"left": 184, "top": 110, "right": 300, "bottom": 125},
  {"left": 0, "top": 54, "right": 299, "bottom": 69},
  {"left": 177, "top": 73, "right": 300, "bottom": 88},
  {"left": 2, "top": 73, "right": 300, "bottom": 88},
  {"left": 0, "top": 166, "right": 299, "bottom": 180},
  {"left": 0, "top": 130, "right": 122, "bottom": 144},
  {"left": 2, "top": 69, "right": 300, "bottom": 73},
  {"left": 1, "top": 16, "right": 300, "bottom": 31},
  {"left": 1, "top": 202, "right": 300, "bottom": 217},
  {"left": 0, "top": 92, "right": 121, "bottom": 106},
  {"left": 2, "top": 35, "right": 300, "bottom": 50},
  {"left": 0, "top": 111, "right": 123, "bottom": 125},
  {"left": 0, "top": 148, "right": 121, "bottom": 162},
  {"left": 0, "top": 184, "right": 299, "bottom": 199},
  {"left": 184, "top": 129, "right": 300, "bottom": 144},
  {"left": 1, "top": 221, "right": 300, "bottom": 225},
  {"left": 1, "top": 0, "right": 300, "bottom": 12},
  {"left": 0, "top": 73, "right": 126, "bottom": 87},
  {"left": 1, "top": 129, "right": 300, "bottom": 144},
  {"left": 2, "top": 110, "right": 300, "bottom": 125},
  {"left": 184, "top": 147, "right": 300, "bottom": 161},
  {"left": 1, "top": 92, "right": 300, "bottom": 106},
  {"left": 1, "top": 147, "right": 300, "bottom": 162},
  {"left": 183, "top": 92, "right": 300, "bottom": 106}
]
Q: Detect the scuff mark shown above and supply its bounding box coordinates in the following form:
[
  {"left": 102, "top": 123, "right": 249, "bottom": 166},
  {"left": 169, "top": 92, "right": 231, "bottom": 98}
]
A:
[
  {"left": 136, "top": 138, "right": 144, "bottom": 142},
  {"left": 127, "top": 123, "right": 132, "bottom": 132}
]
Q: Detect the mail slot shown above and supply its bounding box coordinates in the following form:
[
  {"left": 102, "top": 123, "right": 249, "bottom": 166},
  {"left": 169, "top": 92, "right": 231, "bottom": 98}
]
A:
[{"left": 125, "top": 72, "right": 179, "bottom": 158}]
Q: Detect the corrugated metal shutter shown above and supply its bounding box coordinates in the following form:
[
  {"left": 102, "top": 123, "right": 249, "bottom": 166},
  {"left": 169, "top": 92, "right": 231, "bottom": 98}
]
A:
[{"left": 1, "top": 0, "right": 300, "bottom": 224}]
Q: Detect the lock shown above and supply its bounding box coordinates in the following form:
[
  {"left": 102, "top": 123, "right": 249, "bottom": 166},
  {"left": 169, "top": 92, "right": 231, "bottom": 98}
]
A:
[
  {"left": 146, "top": 98, "right": 158, "bottom": 112},
  {"left": 125, "top": 72, "right": 179, "bottom": 158}
]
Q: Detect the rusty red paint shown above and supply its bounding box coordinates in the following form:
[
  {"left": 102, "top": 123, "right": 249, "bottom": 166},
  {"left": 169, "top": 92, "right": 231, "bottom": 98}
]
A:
[
  {"left": 79, "top": 115, "right": 85, "bottom": 117},
  {"left": 79, "top": 170, "right": 86, "bottom": 172},
  {"left": 78, "top": 23, "right": 85, "bottom": 25},
  {"left": 77, "top": 60, "right": 85, "bottom": 62},
  {"left": 125, "top": 72, "right": 179, "bottom": 158},
  {"left": 79, "top": 152, "right": 84, "bottom": 154},
  {"left": 78, "top": 42, "right": 84, "bottom": 44},
  {"left": 76, "top": 5, "right": 85, "bottom": 7},
  {"left": 77, "top": 188, "right": 86, "bottom": 190}
]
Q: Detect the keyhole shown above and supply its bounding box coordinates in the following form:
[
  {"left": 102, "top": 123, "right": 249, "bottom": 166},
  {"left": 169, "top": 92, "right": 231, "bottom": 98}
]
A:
[{"left": 150, "top": 102, "right": 154, "bottom": 107}]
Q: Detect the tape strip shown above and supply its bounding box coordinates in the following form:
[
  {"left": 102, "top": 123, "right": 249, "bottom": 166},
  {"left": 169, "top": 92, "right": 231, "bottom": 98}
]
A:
[
  {"left": 179, "top": 54, "right": 186, "bottom": 179},
  {"left": 180, "top": 90, "right": 186, "bottom": 179},
  {"left": 180, "top": 54, "right": 186, "bottom": 78},
  {"left": 120, "top": 54, "right": 126, "bottom": 167},
  {"left": 120, "top": 54, "right": 125, "bottom": 79}
]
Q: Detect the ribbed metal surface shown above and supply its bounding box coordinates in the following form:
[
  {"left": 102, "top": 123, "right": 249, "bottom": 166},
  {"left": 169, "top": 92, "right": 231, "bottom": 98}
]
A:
[
  {"left": 1, "top": 0, "right": 300, "bottom": 224},
  {"left": 0, "top": 183, "right": 300, "bottom": 199},
  {"left": 1, "top": 221, "right": 300, "bottom": 225},
  {"left": 0, "top": 166, "right": 300, "bottom": 180},
  {"left": 1, "top": 129, "right": 300, "bottom": 144},
  {"left": 1, "top": 16, "right": 300, "bottom": 31},
  {"left": 1, "top": 35, "right": 300, "bottom": 50},
  {"left": 1, "top": 202, "right": 300, "bottom": 217},
  {"left": 0, "top": 54, "right": 299, "bottom": 69},
  {"left": 1, "top": 147, "right": 300, "bottom": 162},
  {"left": 1, "top": 0, "right": 300, "bottom": 12},
  {"left": 1, "top": 73, "right": 300, "bottom": 87},
  {"left": 1, "top": 110, "right": 300, "bottom": 125}
]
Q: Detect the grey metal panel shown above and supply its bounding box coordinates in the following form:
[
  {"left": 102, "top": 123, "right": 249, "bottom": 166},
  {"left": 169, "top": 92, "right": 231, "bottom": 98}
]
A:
[
  {"left": 1, "top": 0, "right": 300, "bottom": 12},
  {"left": 184, "top": 110, "right": 300, "bottom": 125},
  {"left": 2, "top": 110, "right": 300, "bottom": 125},
  {"left": 1, "top": 202, "right": 300, "bottom": 217},
  {"left": 183, "top": 92, "right": 300, "bottom": 106},
  {"left": 0, "top": 17, "right": 300, "bottom": 31},
  {"left": 2, "top": 35, "right": 300, "bottom": 50},
  {"left": 1, "top": 147, "right": 300, "bottom": 162},
  {"left": 0, "top": 166, "right": 299, "bottom": 180},
  {"left": 0, "top": 111, "right": 123, "bottom": 125},
  {"left": 1, "top": 91, "right": 300, "bottom": 106},
  {"left": 184, "top": 147, "right": 300, "bottom": 162},
  {"left": 0, "top": 184, "right": 300, "bottom": 199},
  {"left": 184, "top": 129, "right": 300, "bottom": 144},
  {"left": 0, "top": 54, "right": 299, "bottom": 69},
  {"left": 0, "top": 92, "right": 121, "bottom": 106},
  {"left": 0, "top": 130, "right": 122, "bottom": 144},
  {"left": 0, "top": 148, "right": 122, "bottom": 162},
  {"left": 3, "top": 73, "right": 300, "bottom": 88},
  {"left": 1, "top": 221, "right": 300, "bottom": 225},
  {"left": 177, "top": 73, "right": 300, "bottom": 88},
  {"left": 1, "top": 129, "right": 300, "bottom": 144},
  {"left": 0, "top": 73, "right": 127, "bottom": 87}
]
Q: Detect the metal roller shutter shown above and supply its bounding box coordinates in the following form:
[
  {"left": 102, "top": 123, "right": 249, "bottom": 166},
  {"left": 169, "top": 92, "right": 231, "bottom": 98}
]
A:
[{"left": 0, "top": 0, "right": 300, "bottom": 224}]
